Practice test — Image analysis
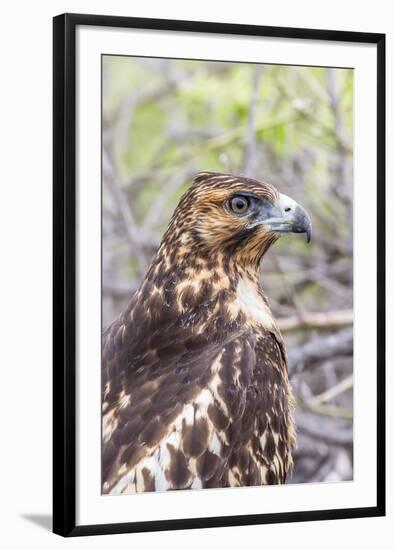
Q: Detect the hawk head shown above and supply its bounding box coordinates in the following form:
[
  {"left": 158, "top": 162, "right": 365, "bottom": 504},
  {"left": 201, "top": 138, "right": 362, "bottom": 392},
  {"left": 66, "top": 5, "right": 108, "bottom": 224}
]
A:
[{"left": 164, "top": 172, "right": 312, "bottom": 267}]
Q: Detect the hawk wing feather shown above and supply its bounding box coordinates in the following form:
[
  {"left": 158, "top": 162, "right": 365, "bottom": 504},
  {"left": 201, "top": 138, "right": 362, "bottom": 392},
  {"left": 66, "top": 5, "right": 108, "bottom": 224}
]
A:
[{"left": 102, "top": 281, "right": 294, "bottom": 493}]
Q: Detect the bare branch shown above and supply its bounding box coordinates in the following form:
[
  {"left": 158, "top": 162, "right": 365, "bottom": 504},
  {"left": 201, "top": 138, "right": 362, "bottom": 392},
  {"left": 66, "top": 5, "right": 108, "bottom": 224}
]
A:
[
  {"left": 277, "top": 309, "right": 353, "bottom": 332},
  {"left": 295, "top": 412, "right": 353, "bottom": 446},
  {"left": 103, "top": 151, "right": 149, "bottom": 276},
  {"left": 143, "top": 169, "right": 194, "bottom": 230},
  {"left": 271, "top": 253, "right": 306, "bottom": 320},
  {"left": 308, "top": 374, "right": 353, "bottom": 406},
  {"left": 288, "top": 327, "right": 353, "bottom": 373},
  {"left": 243, "top": 66, "right": 264, "bottom": 176},
  {"left": 298, "top": 400, "right": 353, "bottom": 420}
]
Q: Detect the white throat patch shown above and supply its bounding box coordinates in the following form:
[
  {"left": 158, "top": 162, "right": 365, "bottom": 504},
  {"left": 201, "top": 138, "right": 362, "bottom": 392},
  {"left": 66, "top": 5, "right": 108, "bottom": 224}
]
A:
[{"left": 236, "top": 277, "right": 274, "bottom": 329}]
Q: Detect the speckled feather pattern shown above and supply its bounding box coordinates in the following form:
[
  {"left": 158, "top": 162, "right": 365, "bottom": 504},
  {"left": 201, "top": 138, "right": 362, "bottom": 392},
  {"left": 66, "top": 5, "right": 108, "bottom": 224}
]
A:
[{"left": 102, "top": 172, "right": 296, "bottom": 494}]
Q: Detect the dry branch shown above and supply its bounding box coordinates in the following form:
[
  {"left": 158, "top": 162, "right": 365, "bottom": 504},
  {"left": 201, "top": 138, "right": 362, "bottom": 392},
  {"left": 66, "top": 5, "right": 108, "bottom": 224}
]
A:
[
  {"left": 296, "top": 412, "right": 353, "bottom": 446},
  {"left": 288, "top": 327, "right": 353, "bottom": 373},
  {"left": 308, "top": 374, "right": 353, "bottom": 406},
  {"left": 277, "top": 309, "right": 353, "bottom": 332},
  {"left": 243, "top": 66, "right": 264, "bottom": 176},
  {"left": 298, "top": 400, "right": 353, "bottom": 420},
  {"left": 103, "top": 151, "right": 149, "bottom": 276}
]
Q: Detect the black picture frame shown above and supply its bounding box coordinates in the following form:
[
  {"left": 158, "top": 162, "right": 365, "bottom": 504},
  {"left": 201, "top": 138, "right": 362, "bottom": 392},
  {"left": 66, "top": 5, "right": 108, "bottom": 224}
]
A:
[{"left": 53, "top": 12, "right": 386, "bottom": 537}]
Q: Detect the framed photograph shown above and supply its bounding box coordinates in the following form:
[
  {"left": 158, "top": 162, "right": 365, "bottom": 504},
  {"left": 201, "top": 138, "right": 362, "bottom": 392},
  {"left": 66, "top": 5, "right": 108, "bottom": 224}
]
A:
[{"left": 53, "top": 13, "right": 385, "bottom": 537}]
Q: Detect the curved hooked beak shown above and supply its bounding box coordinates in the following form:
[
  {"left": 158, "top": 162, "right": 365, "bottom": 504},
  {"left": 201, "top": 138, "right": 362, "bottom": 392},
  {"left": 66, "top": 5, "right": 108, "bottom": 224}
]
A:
[{"left": 248, "top": 193, "right": 312, "bottom": 243}]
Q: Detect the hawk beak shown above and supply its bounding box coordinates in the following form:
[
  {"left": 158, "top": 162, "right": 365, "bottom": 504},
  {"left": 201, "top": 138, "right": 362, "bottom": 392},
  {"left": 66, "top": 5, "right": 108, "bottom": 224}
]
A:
[
  {"left": 285, "top": 201, "right": 312, "bottom": 243},
  {"left": 249, "top": 193, "right": 312, "bottom": 243}
]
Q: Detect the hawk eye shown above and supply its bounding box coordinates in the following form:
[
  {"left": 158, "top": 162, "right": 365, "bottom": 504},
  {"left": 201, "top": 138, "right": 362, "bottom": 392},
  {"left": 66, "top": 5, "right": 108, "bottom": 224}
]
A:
[{"left": 229, "top": 195, "right": 250, "bottom": 215}]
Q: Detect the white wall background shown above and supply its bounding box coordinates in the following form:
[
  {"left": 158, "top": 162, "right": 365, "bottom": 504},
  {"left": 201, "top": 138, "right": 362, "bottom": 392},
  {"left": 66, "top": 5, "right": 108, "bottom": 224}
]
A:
[{"left": 0, "top": 1, "right": 392, "bottom": 547}]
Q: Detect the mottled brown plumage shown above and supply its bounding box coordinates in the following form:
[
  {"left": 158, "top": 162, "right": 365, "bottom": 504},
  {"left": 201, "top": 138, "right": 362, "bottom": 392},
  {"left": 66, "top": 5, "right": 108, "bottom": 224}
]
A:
[{"left": 102, "top": 172, "right": 312, "bottom": 494}]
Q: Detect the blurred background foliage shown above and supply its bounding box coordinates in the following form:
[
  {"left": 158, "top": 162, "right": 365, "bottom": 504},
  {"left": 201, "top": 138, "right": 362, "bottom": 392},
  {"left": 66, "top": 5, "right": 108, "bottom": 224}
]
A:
[{"left": 102, "top": 56, "right": 354, "bottom": 485}]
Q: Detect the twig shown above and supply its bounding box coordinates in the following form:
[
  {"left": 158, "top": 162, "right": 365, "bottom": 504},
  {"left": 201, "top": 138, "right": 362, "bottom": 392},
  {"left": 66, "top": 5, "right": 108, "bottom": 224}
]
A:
[
  {"left": 298, "top": 400, "right": 353, "bottom": 420},
  {"left": 288, "top": 327, "right": 353, "bottom": 374},
  {"left": 243, "top": 66, "right": 264, "bottom": 176},
  {"left": 277, "top": 309, "right": 353, "bottom": 332},
  {"left": 103, "top": 151, "right": 149, "bottom": 276},
  {"left": 158, "top": 111, "right": 306, "bottom": 172},
  {"left": 308, "top": 374, "right": 353, "bottom": 406},
  {"left": 274, "top": 73, "right": 353, "bottom": 154},
  {"left": 296, "top": 413, "right": 353, "bottom": 446},
  {"left": 143, "top": 169, "right": 194, "bottom": 230},
  {"left": 327, "top": 68, "right": 353, "bottom": 216},
  {"left": 271, "top": 253, "right": 306, "bottom": 320}
]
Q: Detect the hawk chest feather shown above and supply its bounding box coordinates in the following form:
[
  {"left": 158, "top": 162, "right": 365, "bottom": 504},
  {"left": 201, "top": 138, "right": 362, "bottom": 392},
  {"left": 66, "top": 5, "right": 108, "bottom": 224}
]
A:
[{"left": 103, "top": 273, "right": 293, "bottom": 493}]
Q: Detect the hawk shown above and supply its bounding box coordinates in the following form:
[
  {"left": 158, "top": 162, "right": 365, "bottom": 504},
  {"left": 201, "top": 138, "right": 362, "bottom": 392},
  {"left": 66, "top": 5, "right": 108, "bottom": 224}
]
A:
[{"left": 102, "top": 172, "right": 312, "bottom": 494}]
